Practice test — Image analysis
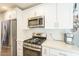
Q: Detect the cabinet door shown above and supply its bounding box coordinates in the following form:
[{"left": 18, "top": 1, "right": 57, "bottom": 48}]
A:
[
  {"left": 44, "top": 4, "right": 57, "bottom": 29},
  {"left": 23, "top": 4, "right": 57, "bottom": 29},
  {"left": 4, "top": 9, "right": 17, "bottom": 20},
  {"left": 50, "top": 48, "right": 60, "bottom": 56},
  {"left": 23, "top": 8, "right": 36, "bottom": 29},
  {"left": 35, "top": 4, "right": 45, "bottom": 16},
  {"left": 42, "top": 46, "right": 49, "bottom": 56},
  {"left": 57, "top": 3, "right": 73, "bottom": 29},
  {"left": 50, "top": 48, "right": 79, "bottom": 56},
  {"left": 22, "top": 10, "right": 29, "bottom": 29},
  {"left": 50, "top": 48, "right": 69, "bottom": 56},
  {"left": 17, "top": 41, "right": 23, "bottom": 56}
]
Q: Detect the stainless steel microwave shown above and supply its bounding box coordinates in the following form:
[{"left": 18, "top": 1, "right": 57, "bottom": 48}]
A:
[{"left": 28, "top": 16, "right": 45, "bottom": 28}]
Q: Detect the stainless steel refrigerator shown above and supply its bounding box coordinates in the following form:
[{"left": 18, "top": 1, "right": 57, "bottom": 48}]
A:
[{"left": 1, "top": 19, "right": 17, "bottom": 56}]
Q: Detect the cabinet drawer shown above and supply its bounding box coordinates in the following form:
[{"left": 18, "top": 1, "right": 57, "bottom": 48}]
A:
[
  {"left": 50, "top": 48, "right": 68, "bottom": 56},
  {"left": 50, "top": 48, "right": 61, "bottom": 56},
  {"left": 50, "top": 48, "right": 79, "bottom": 56}
]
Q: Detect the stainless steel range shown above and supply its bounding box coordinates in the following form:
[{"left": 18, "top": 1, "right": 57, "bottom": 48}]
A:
[{"left": 23, "top": 33, "right": 46, "bottom": 56}]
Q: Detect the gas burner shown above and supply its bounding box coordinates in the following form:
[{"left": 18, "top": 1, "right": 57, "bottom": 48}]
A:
[
  {"left": 24, "top": 36, "right": 46, "bottom": 45},
  {"left": 31, "top": 38, "right": 39, "bottom": 43}
]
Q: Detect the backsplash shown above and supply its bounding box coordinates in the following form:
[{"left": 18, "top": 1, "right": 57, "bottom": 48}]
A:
[{"left": 23, "top": 28, "right": 64, "bottom": 41}]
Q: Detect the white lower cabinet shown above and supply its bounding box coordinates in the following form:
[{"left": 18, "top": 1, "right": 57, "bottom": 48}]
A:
[
  {"left": 42, "top": 46, "right": 79, "bottom": 56},
  {"left": 42, "top": 46, "right": 50, "bottom": 56},
  {"left": 50, "top": 48, "right": 79, "bottom": 56},
  {"left": 50, "top": 48, "right": 68, "bottom": 56},
  {"left": 17, "top": 41, "right": 23, "bottom": 56},
  {"left": 50, "top": 48, "right": 60, "bottom": 56}
]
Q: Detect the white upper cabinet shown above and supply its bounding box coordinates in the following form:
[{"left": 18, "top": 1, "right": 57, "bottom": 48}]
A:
[
  {"left": 22, "top": 10, "right": 29, "bottom": 29},
  {"left": 4, "top": 8, "right": 22, "bottom": 20},
  {"left": 36, "top": 3, "right": 73, "bottom": 29},
  {"left": 44, "top": 4, "right": 57, "bottom": 29},
  {"left": 34, "top": 4, "right": 57, "bottom": 29},
  {"left": 4, "top": 8, "right": 17, "bottom": 20},
  {"left": 35, "top": 4, "right": 45, "bottom": 16},
  {"left": 57, "top": 3, "right": 73, "bottom": 29},
  {"left": 23, "top": 3, "right": 73, "bottom": 29}
]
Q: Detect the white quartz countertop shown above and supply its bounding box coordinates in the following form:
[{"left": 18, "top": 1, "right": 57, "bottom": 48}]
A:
[{"left": 42, "top": 39, "right": 79, "bottom": 54}]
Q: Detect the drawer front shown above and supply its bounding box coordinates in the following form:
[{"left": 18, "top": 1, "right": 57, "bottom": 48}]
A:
[
  {"left": 50, "top": 48, "right": 79, "bottom": 56},
  {"left": 50, "top": 48, "right": 62, "bottom": 56}
]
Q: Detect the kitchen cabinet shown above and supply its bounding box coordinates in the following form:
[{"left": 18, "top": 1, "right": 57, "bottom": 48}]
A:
[
  {"left": 23, "top": 3, "right": 73, "bottom": 29},
  {"left": 4, "top": 8, "right": 17, "bottom": 20},
  {"left": 42, "top": 46, "right": 79, "bottom": 56},
  {"left": 57, "top": 3, "right": 73, "bottom": 29},
  {"left": 35, "top": 3, "right": 73, "bottom": 29},
  {"left": 50, "top": 48, "right": 68, "bottom": 56},
  {"left": 22, "top": 4, "right": 57, "bottom": 29},
  {"left": 50, "top": 48, "right": 79, "bottom": 56},
  {"left": 42, "top": 46, "right": 50, "bottom": 56},
  {"left": 4, "top": 8, "right": 23, "bottom": 20},
  {"left": 17, "top": 41, "right": 23, "bottom": 56},
  {"left": 45, "top": 4, "right": 73, "bottom": 29},
  {"left": 31, "top": 4, "right": 57, "bottom": 29},
  {"left": 35, "top": 4, "right": 46, "bottom": 16},
  {"left": 49, "top": 48, "right": 60, "bottom": 56},
  {"left": 44, "top": 4, "right": 57, "bottom": 29},
  {"left": 22, "top": 9, "right": 32, "bottom": 29}
]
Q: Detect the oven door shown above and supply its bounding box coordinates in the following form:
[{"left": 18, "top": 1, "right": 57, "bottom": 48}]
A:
[{"left": 23, "top": 47, "right": 41, "bottom": 56}]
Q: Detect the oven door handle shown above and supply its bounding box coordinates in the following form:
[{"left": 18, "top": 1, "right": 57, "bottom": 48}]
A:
[{"left": 23, "top": 46, "right": 41, "bottom": 51}]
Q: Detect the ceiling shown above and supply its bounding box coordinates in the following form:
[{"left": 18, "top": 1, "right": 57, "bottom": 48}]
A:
[{"left": 0, "top": 3, "right": 40, "bottom": 13}]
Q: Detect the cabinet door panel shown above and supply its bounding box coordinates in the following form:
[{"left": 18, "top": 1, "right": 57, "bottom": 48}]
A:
[
  {"left": 50, "top": 48, "right": 68, "bottom": 56},
  {"left": 44, "top": 4, "right": 57, "bottom": 29},
  {"left": 50, "top": 48, "right": 61, "bottom": 56},
  {"left": 50, "top": 48, "right": 79, "bottom": 56},
  {"left": 42, "top": 46, "right": 49, "bottom": 56},
  {"left": 17, "top": 41, "right": 23, "bottom": 56},
  {"left": 57, "top": 3, "right": 73, "bottom": 29}
]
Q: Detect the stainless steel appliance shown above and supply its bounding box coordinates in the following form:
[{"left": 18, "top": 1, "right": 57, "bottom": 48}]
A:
[
  {"left": 1, "top": 19, "right": 17, "bottom": 56},
  {"left": 23, "top": 33, "right": 46, "bottom": 56},
  {"left": 28, "top": 16, "right": 45, "bottom": 28},
  {"left": 64, "top": 33, "right": 74, "bottom": 44}
]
